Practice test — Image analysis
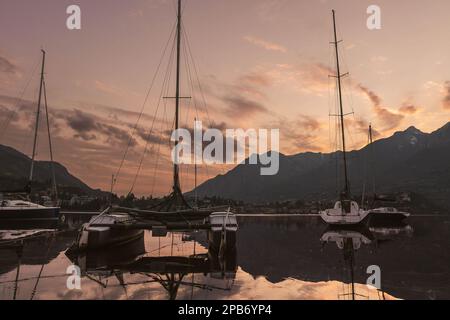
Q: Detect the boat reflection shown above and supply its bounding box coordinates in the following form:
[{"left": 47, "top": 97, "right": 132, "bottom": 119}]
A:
[
  {"left": 320, "top": 223, "right": 414, "bottom": 300},
  {"left": 65, "top": 232, "right": 237, "bottom": 300},
  {"left": 2, "top": 215, "right": 445, "bottom": 300}
]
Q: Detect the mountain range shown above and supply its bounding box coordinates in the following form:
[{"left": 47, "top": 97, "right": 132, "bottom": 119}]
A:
[
  {"left": 190, "top": 122, "right": 450, "bottom": 209},
  {"left": 0, "top": 144, "right": 101, "bottom": 195},
  {"left": 1, "top": 122, "right": 449, "bottom": 209}
]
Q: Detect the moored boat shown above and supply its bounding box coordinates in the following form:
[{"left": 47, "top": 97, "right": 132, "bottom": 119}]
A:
[
  {"left": 67, "top": 211, "right": 144, "bottom": 253},
  {"left": 0, "top": 50, "right": 60, "bottom": 223},
  {"left": 367, "top": 207, "right": 410, "bottom": 224},
  {"left": 207, "top": 211, "right": 238, "bottom": 255},
  {"left": 0, "top": 200, "right": 59, "bottom": 221},
  {"left": 361, "top": 125, "right": 412, "bottom": 226},
  {"left": 320, "top": 200, "right": 370, "bottom": 226},
  {"left": 318, "top": 11, "right": 367, "bottom": 226}
]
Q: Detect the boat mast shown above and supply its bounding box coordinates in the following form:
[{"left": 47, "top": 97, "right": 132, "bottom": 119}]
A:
[
  {"left": 43, "top": 79, "right": 58, "bottom": 203},
  {"left": 173, "top": 0, "right": 182, "bottom": 196},
  {"left": 332, "top": 10, "right": 349, "bottom": 196},
  {"left": 29, "top": 49, "right": 46, "bottom": 191},
  {"left": 368, "top": 124, "right": 376, "bottom": 196},
  {"left": 194, "top": 116, "right": 198, "bottom": 207}
]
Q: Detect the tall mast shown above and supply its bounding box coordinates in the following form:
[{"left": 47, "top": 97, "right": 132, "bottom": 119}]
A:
[
  {"left": 29, "top": 50, "right": 46, "bottom": 188},
  {"left": 173, "top": 0, "right": 182, "bottom": 194},
  {"left": 194, "top": 118, "right": 198, "bottom": 207},
  {"left": 369, "top": 124, "right": 375, "bottom": 196},
  {"left": 43, "top": 79, "right": 58, "bottom": 202},
  {"left": 332, "top": 10, "right": 349, "bottom": 196}
]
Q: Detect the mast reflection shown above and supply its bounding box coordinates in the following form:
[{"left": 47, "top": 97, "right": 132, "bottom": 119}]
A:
[
  {"left": 320, "top": 223, "right": 413, "bottom": 300},
  {"left": 65, "top": 232, "right": 237, "bottom": 300}
]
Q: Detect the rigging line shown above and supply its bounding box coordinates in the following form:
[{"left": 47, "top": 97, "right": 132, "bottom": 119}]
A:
[
  {"left": 166, "top": 112, "right": 177, "bottom": 194},
  {"left": 179, "top": 34, "right": 198, "bottom": 192},
  {"left": 150, "top": 90, "right": 170, "bottom": 197},
  {"left": 150, "top": 74, "right": 173, "bottom": 197},
  {"left": 0, "top": 56, "right": 41, "bottom": 141},
  {"left": 19, "top": 87, "right": 40, "bottom": 161},
  {"left": 113, "top": 21, "right": 177, "bottom": 191},
  {"left": 129, "top": 18, "right": 177, "bottom": 195},
  {"left": 160, "top": 28, "right": 179, "bottom": 196},
  {"left": 42, "top": 79, "right": 58, "bottom": 202},
  {"left": 336, "top": 32, "right": 356, "bottom": 115},
  {"left": 181, "top": 26, "right": 200, "bottom": 122},
  {"left": 337, "top": 41, "right": 359, "bottom": 152},
  {"left": 180, "top": 39, "right": 193, "bottom": 145},
  {"left": 182, "top": 28, "right": 208, "bottom": 193},
  {"left": 129, "top": 33, "right": 175, "bottom": 194},
  {"left": 328, "top": 47, "right": 333, "bottom": 154},
  {"left": 128, "top": 33, "right": 177, "bottom": 195},
  {"left": 138, "top": 44, "right": 177, "bottom": 197},
  {"left": 335, "top": 72, "right": 340, "bottom": 193},
  {"left": 182, "top": 22, "right": 224, "bottom": 182},
  {"left": 182, "top": 21, "right": 213, "bottom": 128},
  {"left": 185, "top": 18, "right": 234, "bottom": 188},
  {"left": 164, "top": 26, "right": 177, "bottom": 147},
  {"left": 181, "top": 49, "right": 193, "bottom": 130}
]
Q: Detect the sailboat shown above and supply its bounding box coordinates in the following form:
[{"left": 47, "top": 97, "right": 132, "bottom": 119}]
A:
[
  {"left": 70, "top": 0, "right": 235, "bottom": 251},
  {"left": 111, "top": 0, "right": 231, "bottom": 220},
  {"left": 0, "top": 50, "right": 60, "bottom": 223},
  {"left": 363, "top": 125, "right": 410, "bottom": 224},
  {"left": 319, "top": 10, "right": 369, "bottom": 226}
]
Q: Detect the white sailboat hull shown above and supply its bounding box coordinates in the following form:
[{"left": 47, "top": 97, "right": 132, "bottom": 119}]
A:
[{"left": 320, "top": 201, "right": 369, "bottom": 225}]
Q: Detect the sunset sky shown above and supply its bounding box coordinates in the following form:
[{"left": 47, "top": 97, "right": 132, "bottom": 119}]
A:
[{"left": 0, "top": 0, "right": 449, "bottom": 196}]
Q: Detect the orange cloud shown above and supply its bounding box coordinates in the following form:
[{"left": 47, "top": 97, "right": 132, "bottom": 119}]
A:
[
  {"left": 399, "top": 104, "right": 419, "bottom": 115},
  {"left": 239, "top": 72, "right": 273, "bottom": 87},
  {"left": 243, "top": 36, "right": 287, "bottom": 53},
  {"left": 272, "top": 115, "right": 325, "bottom": 153},
  {"left": 357, "top": 84, "right": 404, "bottom": 132},
  {"left": 357, "top": 84, "right": 381, "bottom": 106},
  {"left": 373, "top": 106, "right": 404, "bottom": 131},
  {"left": 269, "top": 63, "right": 333, "bottom": 95},
  {"left": 221, "top": 95, "right": 268, "bottom": 117}
]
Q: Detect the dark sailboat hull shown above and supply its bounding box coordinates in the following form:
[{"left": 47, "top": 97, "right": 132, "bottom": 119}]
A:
[
  {"left": 0, "top": 207, "right": 60, "bottom": 221},
  {"left": 67, "top": 227, "right": 145, "bottom": 255},
  {"left": 367, "top": 212, "right": 409, "bottom": 226},
  {"left": 66, "top": 230, "right": 145, "bottom": 260},
  {"left": 86, "top": 228, "right": 145, "bottom": 250}
]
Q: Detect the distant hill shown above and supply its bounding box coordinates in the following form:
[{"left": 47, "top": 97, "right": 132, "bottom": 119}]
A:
[
  {"left": 0, "top": 144, "right": 104, "bottom": 196},
  {"left": 189, "top": 122, "right": 450, "bottom": 210}
]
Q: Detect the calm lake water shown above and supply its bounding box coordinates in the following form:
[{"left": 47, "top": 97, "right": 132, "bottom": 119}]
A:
[{"left": 0, "top": 215, "right": 449, "bottom": 300}]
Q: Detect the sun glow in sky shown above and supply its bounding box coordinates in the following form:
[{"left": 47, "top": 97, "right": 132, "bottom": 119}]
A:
[{"left": 0, "top": 0, "right": 449, "bottom": 196}]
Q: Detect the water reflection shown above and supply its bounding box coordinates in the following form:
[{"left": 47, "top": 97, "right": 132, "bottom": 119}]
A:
[
  {"left": 66, "top": 233, "right": 237, "bottom": 300},
  {"left": 320, "top": 225, "right": 412, "bottom": 300},
  {"left": 0, "top": 215, "right": 449, "bottom": 300}
]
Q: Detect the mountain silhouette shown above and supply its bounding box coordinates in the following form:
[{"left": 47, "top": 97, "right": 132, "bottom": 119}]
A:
[
  {"left": 0, "top": 144, "right": 102, "bottom": 195},
  {"left": 189, "top": 122, "right": 450, "bottom": 209}
]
